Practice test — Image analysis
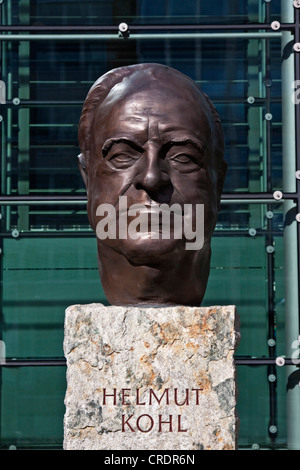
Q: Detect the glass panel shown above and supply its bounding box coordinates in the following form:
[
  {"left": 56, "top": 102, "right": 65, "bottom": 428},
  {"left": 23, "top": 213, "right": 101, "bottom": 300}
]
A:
[
  {"left": 0, "top": 367, "right": 66, "bottom": 449},
  {"left": 1, "top": 200, "right": 286, "bottom": 360},
  {"left": 1, "top": 37, "right": 283, "bottom": 197},
  {"left": 1, "top": 0, "right": 299, "bottom": 451},
  {"left": 6, "top": 0, "right": 282, "bottom": 26},
  {"left": 205, "top": 202, "right": 285, "bottom": 358},
  {"left": 237, "top": 364, "right": 287, "bottom": 449},
  {"left": 2, "top": 236, "right": 105, "bottom": 358}
]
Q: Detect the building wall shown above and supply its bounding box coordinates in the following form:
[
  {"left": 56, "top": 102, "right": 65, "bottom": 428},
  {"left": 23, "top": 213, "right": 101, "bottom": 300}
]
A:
[{"left": 1, "top": 0, "right": 300, "bottom": 449}]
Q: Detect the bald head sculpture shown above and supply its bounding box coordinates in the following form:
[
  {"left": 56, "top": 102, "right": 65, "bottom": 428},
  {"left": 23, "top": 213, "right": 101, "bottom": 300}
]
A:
[{"left": 78, "top": 63, "right": 227, "bottom": 306}]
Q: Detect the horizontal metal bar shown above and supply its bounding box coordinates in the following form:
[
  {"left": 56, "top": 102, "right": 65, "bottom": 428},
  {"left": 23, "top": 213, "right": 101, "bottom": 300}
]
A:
[
  {"left": 0, "top": 23, "right": 294, "bottom": 32},
  {"left": 235, "top": 358, "right": 299, "bottom": 366},
  {"left": 0, "top": 231, "right": 94, "bottom": 238},
  {"left": 0, "top": 32, "right": 282, "bottom": 41},
  {"left": 0, "top": 200, "right": 86, "bottom": 205},
  {"left": 0, "top": 198, "right": 279, "bottom": 205},
  {"left": 2, "top": 96, "right": 283, "bottom": 106},
  {"left": 222, "top": 192, "right": 288, "bottom": 200},
  {"left": 0, "top": 357, "right": 297, "bottom": 367},
  {"left": 0, "top": 230, "right": 285, "bottom": 238},
  {"left": 0, "top": 200, "right": 276, "bottom": 206},
  {"left": 222, "top": 199, "right": 281, "bottom": 204},
  {"left": 0, "top": 359, "right": 66, "bottom": 367},
  {"left": 222, "top": 192, "right": 298, "bottom": 203},
  {"left": 0, "top": 193, "right": 295, "bottom": 205}
]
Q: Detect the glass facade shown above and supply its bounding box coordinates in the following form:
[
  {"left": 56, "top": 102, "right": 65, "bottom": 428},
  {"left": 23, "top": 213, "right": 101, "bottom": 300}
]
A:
[{"left": 0, "top": 0, "right": 300, "bottom": 450}]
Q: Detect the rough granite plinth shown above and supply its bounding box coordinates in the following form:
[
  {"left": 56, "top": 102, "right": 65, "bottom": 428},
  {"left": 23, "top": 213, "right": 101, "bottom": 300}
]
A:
[{"left": 63, "top": 304, "right": 240, "bottom": 450}]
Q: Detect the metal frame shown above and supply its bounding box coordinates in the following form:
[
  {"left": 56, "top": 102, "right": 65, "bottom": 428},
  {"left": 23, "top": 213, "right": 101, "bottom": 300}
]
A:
[
  {"left": 0, "top": 0, "right": 300, "bottom": 450},
  {"left": 0, "top": 357, "right": 298, "bottom": 367}
]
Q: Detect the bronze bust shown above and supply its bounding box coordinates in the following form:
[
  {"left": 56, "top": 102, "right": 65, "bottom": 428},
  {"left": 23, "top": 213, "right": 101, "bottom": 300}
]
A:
[{"left": 78, "top": 63, "right": 227, "bottom": 306}]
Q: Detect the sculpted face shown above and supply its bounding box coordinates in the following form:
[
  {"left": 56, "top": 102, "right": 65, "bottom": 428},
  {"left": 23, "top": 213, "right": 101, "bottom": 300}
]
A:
[{"left": 78, "top": 64, "right": 226, "bottom": 306}]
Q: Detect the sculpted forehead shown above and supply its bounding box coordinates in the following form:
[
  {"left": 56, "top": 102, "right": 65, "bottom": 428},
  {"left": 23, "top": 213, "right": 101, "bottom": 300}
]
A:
[
  {"left": 92, "top": 73, "right": 213, "bottom": 145},
  {"left": 105, "top": 69, "right": 199, "bottom": 103}
]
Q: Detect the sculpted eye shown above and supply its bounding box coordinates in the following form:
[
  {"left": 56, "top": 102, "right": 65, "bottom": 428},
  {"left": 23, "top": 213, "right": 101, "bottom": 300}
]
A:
[
  {"left": 108, "top": 153, "right": 138, "bottom": 169},
  {"left": 171, "top": 154, "right": 193, "bottom": 164},
  {"left": 170, "top": 153, "right": 202, "bottom": 172}
]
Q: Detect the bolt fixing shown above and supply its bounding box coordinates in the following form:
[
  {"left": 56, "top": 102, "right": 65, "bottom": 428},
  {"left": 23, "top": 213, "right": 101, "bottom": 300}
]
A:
[
  {"left": 273, "top": 190, "right": 283, "bottom": 200},
  {"left": 271, "top": 21, "right": 280, "bottom": 31},
  {"left": 119, "top": 22, "right": 129, "bottom": 33},
  {"left": 275, "top": 357, "right": 285, "bottom": 367},
  {"left": 269, "top": 425, "right": 277, "bottom": 434},
  {"left": 294, "top": 43, "right": 300, "bottom": 53},
  {"left": 11, "top": 229, "right": 19, "bottom": 238}
]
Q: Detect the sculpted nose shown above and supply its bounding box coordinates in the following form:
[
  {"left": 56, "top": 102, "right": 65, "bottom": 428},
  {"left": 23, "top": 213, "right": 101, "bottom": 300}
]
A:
[
  {"left": 134, "top": 158, "right": 173, "bottom": 203},
  {"left": 137, "top": 162, "right": 168, "bottom": 191}
]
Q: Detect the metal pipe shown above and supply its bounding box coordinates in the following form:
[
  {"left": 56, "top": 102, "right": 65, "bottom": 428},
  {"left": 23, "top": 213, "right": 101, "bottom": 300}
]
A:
[
  {"left": 0, "top": 198, "right": 292, "bottom": 205},
  {"left": 0, "top": 229, "right": 286, "bottom": 239},
  {"left": 3, "top": 96, "right": 283, "bottom": 106},
  {"left": 281, "top": 0, "right": 300, "bottom": 451},
  {"left": 0, "top": 23, "right": 294, "bottom": 32},
  {"left": 0, "top": 32, "right": 282, "bottom": 41},
  {"left": 0, "top": 198, "right": 288, "bottom": 205},
  {"left": 0, "top": 199, "right": 86, "bottom": 205},
  {"left": 262, "top": 4, "right": 278, "bottom": 439},
  {"left": 0, "top": 192, "right": 296, "bottom": 200},
  {"left": 0, "top": 357, "right": 297, "bottom": 367}
]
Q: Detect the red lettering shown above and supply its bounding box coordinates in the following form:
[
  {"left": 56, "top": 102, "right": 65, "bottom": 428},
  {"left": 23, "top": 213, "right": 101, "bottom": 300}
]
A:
[
  {"left": 178, "top": 415, "right": 188, "bottom": 432},
  {"left": 149, "top": 388, "right": 169, "bottom": 405},
  {"left": 102, "top": 388, "right": 117, "bottom": 405},
  {"left": 158, "top": 414, "right": 173, "bottom": 432},
  {"left": 174, "top": 388, "right": 189, "bottom": 406},
  {"left": 136, "top": 414, "right": 154, "bottom": 433},
  {"left": 136, "top": 388, "right": 146, "bottom": 405},
  {"left": 191, "top": 388, "right": 202, "bottom": 405},
  {"left": 121, "top": 388, "right": 131, "bottom": 405},
  {"left": 122, "top": 414, "right": 135, "bottom": 432}
]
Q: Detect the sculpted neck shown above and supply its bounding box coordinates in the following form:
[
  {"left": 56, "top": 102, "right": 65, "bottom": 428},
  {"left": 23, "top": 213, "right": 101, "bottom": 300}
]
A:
[{"left": 96, "top": 241, "right": 211, "bottom": 307}]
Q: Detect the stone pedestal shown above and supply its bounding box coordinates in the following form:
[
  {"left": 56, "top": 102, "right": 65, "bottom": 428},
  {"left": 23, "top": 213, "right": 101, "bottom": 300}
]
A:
[{"left": 63, "top": 304, "right": 240, "bottom": 450}]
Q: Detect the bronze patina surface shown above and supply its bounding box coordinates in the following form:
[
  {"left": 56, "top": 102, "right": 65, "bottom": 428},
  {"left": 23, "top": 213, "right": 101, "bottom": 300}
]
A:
[{"left": 78, "top": 63, "right": 226, "bottom": 306}]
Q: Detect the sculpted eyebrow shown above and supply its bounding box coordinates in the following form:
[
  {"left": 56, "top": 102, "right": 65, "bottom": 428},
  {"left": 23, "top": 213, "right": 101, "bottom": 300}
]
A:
[
  {"left": 163, "top": 138, "right": 204, "bottom": 153},
  {"left": 102, "top": 138, "right": 143, "bottom": 157}
]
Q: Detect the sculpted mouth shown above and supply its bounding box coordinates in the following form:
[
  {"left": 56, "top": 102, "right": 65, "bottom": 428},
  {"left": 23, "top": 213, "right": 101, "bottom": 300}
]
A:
[
  {"left": 95, "top": 195, "right": 203, "bottom": 247},
  {"left": 147, "top": 187, "right": 174, "bottom": 204},
  {"left": 118, "top": 204, "right": 183, "bottom": 219}
]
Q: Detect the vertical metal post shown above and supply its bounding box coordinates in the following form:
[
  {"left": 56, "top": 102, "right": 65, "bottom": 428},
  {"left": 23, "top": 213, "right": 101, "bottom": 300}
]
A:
[
  {"left": 1, "top": 0, "right": 12, "bottom": 231},
  {"left": 263, "top": 1, "right": 278, "bottom": 443},
  {"left": 17, "top": 0, "right": 30, "bottom": 231},
  {"left": 0, "top": 0, "right": 2, "bottom": 446},
  {"left": 0, "top": 0, "right": 6, "bottom": 448},
  {"left": 281, "top": 0, "right": 300, "bottom": 450}
]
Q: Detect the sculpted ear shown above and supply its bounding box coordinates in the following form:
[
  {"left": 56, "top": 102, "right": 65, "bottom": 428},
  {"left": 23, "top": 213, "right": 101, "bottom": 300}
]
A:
[
  {"left": 217, "top": 159, "right": 227, "bottom": 211},
  {"left": 78, "top": 153, "right": 88, "bottom": 188}
]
